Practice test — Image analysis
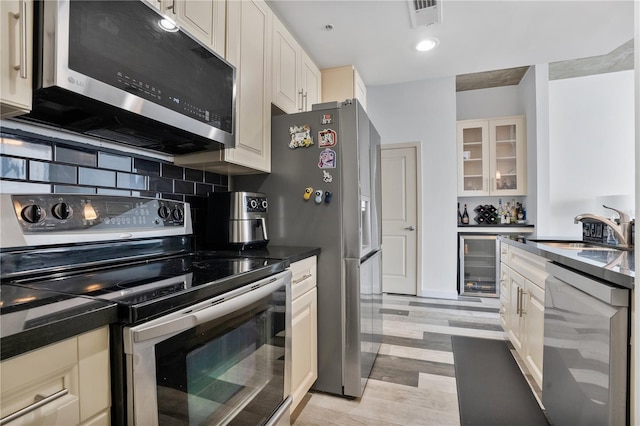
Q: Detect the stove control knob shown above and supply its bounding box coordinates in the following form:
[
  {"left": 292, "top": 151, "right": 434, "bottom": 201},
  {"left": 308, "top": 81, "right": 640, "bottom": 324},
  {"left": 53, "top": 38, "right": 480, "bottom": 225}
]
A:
[
  {"left": 52, "top": 202, "right": 72, "bottom": 220},
  {"left": 172, "top": 207, "right": 184, "bottom": 221},
  {"left": 158, "top": 205, "right": 171, "bottom": 219},
  {"left": 21, "top": 204, "right": 45, "bottom": 223}
]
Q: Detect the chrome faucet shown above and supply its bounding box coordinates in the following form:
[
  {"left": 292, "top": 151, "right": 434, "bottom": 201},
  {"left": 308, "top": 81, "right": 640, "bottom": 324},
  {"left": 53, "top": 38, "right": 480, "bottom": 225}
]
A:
[{"left": 574, "top": 205, "right": 633, "bottom": 249}]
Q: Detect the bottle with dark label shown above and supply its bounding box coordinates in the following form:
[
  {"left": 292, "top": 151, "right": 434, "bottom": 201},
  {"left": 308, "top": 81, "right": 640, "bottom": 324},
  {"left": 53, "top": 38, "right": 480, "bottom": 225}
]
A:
[
  {"left": 458, "top": 202, "right": 462, "bottom": 225},
  {"left": 462, "top": 204, "right": 469, "bottom": 224}
]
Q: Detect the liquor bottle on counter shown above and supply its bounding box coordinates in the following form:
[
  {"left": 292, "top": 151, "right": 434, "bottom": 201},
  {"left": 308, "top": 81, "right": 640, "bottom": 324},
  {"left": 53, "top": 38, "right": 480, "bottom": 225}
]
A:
[
  {"left": 501, "top": 201, "right": 508, "bottom": 224},
  {"left": 458, "top": 203, "right": 462, "bottom": 225},
  {"left": 462, "top": 204, "right": 469, "bottom": 224}
]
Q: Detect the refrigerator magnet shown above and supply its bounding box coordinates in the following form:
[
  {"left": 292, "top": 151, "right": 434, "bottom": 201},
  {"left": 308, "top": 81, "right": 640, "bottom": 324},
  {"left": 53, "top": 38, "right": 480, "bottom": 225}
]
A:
[
  {"left": 314, "top": 189, "right": 323, "bottom": 204},
  {"left": 321, "top": 114, "right": 333, "bottom": 125},
  {"left": 289, "top": 125, "right": 314, "bottom": 149},
  {"left": 322, "top": 170, "right": 333, "bottom": 183},
  {"left": 303, "top": 187, "right": 313, "bottom": 200},
  {"left": 324, "top": 191, "right": 333, "bottom": 204},
  {"left": 318, "top": 129, "right": 337, "bottom": 148},
  {"left": 318, "top": 148, "right": 336, "bottom": 169}
]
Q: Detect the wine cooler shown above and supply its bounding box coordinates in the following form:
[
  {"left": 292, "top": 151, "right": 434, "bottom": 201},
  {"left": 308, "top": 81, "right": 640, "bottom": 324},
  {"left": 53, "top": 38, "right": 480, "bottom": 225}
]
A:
[{"left": 458, "top": 234, "right": 499, "bottom": 297}]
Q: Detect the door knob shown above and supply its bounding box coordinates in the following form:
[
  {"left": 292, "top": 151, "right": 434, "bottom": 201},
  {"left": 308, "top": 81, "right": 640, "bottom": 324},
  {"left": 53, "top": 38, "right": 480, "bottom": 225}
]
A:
[{"left": 405, "top": 226, "right": 415, "bottom": 231}]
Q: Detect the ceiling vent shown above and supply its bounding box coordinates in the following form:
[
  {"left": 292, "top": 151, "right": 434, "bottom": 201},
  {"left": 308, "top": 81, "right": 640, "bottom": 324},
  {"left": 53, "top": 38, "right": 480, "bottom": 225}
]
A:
[{"left": 408, "top": 0, "right": 442, "bottom": 28}]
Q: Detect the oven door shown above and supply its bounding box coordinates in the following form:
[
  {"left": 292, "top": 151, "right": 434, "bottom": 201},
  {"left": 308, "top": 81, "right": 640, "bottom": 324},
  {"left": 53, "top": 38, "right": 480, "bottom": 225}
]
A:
[{"left": 122, "top": 271, "right": 292, "bottom": 425}]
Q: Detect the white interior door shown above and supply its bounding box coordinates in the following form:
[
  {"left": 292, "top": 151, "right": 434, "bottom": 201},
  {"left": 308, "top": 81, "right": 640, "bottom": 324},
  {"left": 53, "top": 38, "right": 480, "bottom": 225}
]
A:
[{"left": 381, "top": 144, "right": 419, "bottom": 295}]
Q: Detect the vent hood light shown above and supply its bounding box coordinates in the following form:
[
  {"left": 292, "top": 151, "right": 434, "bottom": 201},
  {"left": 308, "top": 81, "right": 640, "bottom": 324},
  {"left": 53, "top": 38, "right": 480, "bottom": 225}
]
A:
[{"left": 416, "top": 38, "right": 439, "bottom": 52}]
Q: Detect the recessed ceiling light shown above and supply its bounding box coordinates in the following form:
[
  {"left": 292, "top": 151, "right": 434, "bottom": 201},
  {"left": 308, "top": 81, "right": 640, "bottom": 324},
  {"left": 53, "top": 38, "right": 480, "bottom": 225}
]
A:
[{"left": 416, "top": 38, "right": 439, "bottom": 52}]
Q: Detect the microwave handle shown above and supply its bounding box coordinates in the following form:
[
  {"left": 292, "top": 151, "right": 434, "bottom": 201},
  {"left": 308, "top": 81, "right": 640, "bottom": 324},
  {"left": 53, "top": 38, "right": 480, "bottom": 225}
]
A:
[{"left": 132, "top": 276, "right": 284, "bottom": 343}]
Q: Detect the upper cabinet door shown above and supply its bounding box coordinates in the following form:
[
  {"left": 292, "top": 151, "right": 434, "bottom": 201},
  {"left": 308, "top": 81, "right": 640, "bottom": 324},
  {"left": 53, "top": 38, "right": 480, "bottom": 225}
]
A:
[
  {"left": 224, "top": 0, "right": 272, "bottom": 173},
  {"left": 1, "top": 0, "right": 33, "bottom": 118},
  {"left": 300, "top": 50, "right": 321, "bottom": 111},
  {"left": 457, "top": 116, "right": 526, "bottom": 197},
  {"left": 457, "top": 120, "right": 490, "bottom": 196},
  {"left": 272, "top": 18, "right": 300, "bottom": 114},
  {"left": 489, "top": 116, "right": 526, "bottom": 196},
  {"left": 271, "top": 16, "right": 321, "bottom": 113}
]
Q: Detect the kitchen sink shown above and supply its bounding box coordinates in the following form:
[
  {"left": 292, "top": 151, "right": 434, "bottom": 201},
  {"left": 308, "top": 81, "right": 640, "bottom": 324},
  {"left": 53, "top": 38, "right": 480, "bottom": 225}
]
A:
[{"left": 533, "top": 241, "right": 624, "bottom": 251}]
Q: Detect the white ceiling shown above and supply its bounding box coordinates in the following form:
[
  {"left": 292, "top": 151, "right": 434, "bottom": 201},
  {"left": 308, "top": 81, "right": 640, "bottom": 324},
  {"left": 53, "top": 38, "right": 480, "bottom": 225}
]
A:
[{"left": 266, "top": 0, "right": 635, "bottom": 87}]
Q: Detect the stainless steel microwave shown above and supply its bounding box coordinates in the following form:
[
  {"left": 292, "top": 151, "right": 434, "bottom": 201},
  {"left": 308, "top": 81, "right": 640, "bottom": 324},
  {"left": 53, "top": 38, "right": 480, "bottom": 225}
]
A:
[{"left": 23, "top": 0, "right": 236, "bottom": 154}]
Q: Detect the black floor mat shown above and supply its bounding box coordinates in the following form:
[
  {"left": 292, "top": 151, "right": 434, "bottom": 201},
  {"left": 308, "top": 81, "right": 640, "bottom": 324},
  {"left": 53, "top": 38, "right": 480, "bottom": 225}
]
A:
[{"left": 451, "top": 336, "right": 549, "bottom": 426}]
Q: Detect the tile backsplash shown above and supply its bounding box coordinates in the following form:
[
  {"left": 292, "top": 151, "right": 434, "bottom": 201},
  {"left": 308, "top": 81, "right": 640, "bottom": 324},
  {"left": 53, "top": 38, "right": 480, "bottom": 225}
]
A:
[{"left": 0, "top": 127, "right": 228, "bottom": 248}]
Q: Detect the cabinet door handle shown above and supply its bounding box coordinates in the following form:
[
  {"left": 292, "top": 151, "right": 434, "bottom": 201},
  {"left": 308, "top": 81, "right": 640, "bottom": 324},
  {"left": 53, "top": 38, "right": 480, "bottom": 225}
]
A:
[
  {"left": 12, "top": 0, "right": 27, "bottom": 79},
  {"left": 0, "top": 389, "right": 69, "bottom": 425},
  {"left": 516, "top": 287, "right": 521, "bottom": 315},
  {"left": 302, "top": 90, "right": 308, "bottom": 111},
  {"left": 167, "top": 0, "right": 176, "bottom": 13},
  {"left": 298, "top": 89, "right": 304, "bottom": 111},
  {"left": 520, "top": 291, "right": 527, "bottom": 317},
  {"left": 404, "top": 225, "right": 415, "bottom": 231},
  {"left": 293, "top": 273, "right": 312, "bottom": 285}
]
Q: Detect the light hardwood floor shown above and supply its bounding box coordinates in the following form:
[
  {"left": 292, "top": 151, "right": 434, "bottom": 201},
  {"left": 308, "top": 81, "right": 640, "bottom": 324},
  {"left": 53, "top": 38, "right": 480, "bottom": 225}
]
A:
[{"left": 291, "top": 294, "right": 541, "bottom": 426}]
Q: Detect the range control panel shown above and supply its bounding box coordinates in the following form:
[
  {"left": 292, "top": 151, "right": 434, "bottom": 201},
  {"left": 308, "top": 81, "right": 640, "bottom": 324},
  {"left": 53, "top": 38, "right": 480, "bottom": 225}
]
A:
[{"left": 11, "top": 194, "right": 186, "bottom": 233}]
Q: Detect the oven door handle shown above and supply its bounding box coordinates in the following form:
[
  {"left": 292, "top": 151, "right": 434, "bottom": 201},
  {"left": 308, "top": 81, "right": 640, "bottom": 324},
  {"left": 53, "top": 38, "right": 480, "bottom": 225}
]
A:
[{"left": 132, "top": 276, "right": 283, "bottom": 343}]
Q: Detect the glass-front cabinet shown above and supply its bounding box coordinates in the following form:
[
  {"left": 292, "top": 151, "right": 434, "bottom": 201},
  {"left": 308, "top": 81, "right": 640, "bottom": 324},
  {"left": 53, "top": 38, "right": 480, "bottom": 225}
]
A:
[{"left": 457, "top": 116, "right": 526, "bottom": 197}]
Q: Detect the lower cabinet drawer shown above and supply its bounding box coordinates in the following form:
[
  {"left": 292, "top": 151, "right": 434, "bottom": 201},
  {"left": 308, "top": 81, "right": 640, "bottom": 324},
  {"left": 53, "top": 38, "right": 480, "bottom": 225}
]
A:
[
  {"left": 290, "top": 256, "right": 317, "bottom": 300},
  {"left": 0, "top": 327, "right": 110, "bottom": 426}
]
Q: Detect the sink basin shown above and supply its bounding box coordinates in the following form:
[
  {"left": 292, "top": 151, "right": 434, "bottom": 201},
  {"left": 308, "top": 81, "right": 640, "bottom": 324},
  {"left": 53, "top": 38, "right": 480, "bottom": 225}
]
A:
[{"left": 534, "top": 241, "right": 622, "bottom": 251}]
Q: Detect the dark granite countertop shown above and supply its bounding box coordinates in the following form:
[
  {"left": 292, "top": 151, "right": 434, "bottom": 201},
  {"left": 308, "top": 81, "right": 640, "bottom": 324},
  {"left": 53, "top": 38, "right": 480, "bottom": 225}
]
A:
[
  {"left": 1, "top": 284, "right": 118, "bottom": 360},
  {"left": 202, "top": 246, "right": 321, "bottom": 264},
  {"left": 498, "top": 235, "right": 634, "bottom": 289}
]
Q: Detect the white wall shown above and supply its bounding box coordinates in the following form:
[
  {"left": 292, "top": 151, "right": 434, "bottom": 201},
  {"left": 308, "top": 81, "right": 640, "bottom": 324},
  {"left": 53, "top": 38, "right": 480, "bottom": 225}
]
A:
[
  {"left": 367, "top": 77, "right": 458, "bottom": 299},
  {"left": 547, "top": 70, "right": 635, "bottom": 237},
  {"left": 456, "top": 85, "right": 522, "bottom": 120}
]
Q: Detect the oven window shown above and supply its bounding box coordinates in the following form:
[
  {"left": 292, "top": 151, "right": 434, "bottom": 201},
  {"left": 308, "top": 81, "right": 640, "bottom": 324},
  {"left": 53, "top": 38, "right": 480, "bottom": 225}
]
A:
[{"left": 154, "top": 293, "right": 286, "bottom": 425}]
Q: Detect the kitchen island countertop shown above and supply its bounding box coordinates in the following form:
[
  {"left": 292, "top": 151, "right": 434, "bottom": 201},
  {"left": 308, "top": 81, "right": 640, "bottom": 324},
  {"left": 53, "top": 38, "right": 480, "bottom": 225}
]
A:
[{"left": 498, "top": 235, "right": 634, "bottom": 289}]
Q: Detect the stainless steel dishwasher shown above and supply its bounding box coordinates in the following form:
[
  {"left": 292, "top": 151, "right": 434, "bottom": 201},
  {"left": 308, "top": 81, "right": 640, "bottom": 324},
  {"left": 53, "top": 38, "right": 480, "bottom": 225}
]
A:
[{"left": 543, "top": 262, "right": 629, "bottom": 426}]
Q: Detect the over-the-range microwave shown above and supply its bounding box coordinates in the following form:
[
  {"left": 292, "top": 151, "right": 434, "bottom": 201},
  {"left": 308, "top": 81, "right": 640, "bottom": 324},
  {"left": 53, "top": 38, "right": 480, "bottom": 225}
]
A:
[{"left": 21, "top": 0, "right": 236, "bottom": 154}]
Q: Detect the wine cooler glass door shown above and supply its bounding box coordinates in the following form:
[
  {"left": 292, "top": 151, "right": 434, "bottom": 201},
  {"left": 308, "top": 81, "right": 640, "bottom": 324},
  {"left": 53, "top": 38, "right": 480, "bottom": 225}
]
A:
[{"left": 459, "top": 235, "right": 498, "bottom": 297}]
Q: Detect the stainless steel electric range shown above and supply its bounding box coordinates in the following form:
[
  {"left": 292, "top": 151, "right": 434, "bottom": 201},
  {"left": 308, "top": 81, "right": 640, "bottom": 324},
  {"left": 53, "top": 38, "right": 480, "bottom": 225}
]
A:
[{"left": 0, "top": 194, "right": 292, "bottom": 426}]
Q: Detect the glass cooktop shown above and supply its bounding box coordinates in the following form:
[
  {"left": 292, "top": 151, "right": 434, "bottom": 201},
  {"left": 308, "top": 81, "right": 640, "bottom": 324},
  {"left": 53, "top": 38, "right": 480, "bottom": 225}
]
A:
[{"left": 2, "top": 252, "right": 286, "bottom": 323}]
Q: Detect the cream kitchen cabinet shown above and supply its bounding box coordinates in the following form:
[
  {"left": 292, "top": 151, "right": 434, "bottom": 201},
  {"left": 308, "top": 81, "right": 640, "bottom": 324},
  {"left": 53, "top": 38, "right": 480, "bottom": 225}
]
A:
[
  {"left": 0, "top": 327, "right": 111, "bottom": 426},
  {"left": 272, "top": 17, "right": 321, "bottom": 114},
  {"left": 321, "top": 65, "right": 367, "bottom": 111},
  {"left": 175, "top": 0, "right": 272, "bottom": 174},
  {"left": 147, "top": 0, "right": 225, "bottom": 56},
  {"left": 500, "top": 244, "right": 547, "bottom": 388},
  {"left": 457, "top": 116, "right": 526, "bottom": 197},
  {"left": 1, "top": 0, "right": 33, "bottom": 119},
  {"left": 289, "top": 256, "right": 318, "bottom": 413}
]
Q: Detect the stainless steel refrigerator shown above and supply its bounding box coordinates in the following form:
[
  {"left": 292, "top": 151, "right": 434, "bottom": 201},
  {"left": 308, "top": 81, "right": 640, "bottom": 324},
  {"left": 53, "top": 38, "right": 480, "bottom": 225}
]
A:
[{"left": 234, "top": 99, "right": 383, "bottom": 398}]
